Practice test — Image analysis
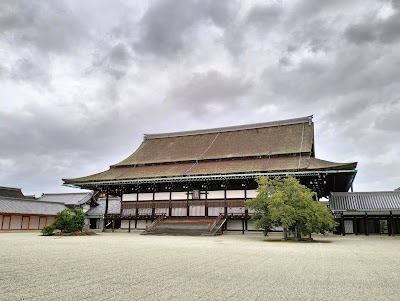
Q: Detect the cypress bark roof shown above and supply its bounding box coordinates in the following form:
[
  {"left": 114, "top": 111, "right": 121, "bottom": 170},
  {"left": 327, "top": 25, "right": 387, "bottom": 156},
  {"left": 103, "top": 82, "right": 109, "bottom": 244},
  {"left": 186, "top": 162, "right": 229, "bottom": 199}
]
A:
[
  {"left": 113, "top": 116, "right": 314, "bottom": 166},
  {"left": 63, "top": 116, "right": 357, "bottom": 185}
]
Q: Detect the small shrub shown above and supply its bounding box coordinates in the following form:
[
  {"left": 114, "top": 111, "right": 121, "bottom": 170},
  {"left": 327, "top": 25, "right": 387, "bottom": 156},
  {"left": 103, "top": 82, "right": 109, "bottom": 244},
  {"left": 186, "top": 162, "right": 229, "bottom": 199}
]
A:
[
  {"left": 41, "top": 224, "right": 56, "bottom": 236},
  {"left": 53, "top": 208, "right": 85, "bottom": 233}
]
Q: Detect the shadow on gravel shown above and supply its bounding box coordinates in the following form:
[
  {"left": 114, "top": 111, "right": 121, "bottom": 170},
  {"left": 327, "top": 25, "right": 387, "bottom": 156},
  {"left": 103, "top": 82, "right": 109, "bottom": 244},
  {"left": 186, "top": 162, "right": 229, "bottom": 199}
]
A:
[{"left": 263, "top": 238, "right": 333, "bottom": 243}]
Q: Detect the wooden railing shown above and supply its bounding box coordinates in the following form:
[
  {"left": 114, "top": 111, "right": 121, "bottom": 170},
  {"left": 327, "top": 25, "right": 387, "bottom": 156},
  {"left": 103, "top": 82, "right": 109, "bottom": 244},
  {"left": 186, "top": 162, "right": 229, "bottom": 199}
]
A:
[
  {"left": 145, "top": 214, "right": 166, "bottom": 232},
  {"left": 209, "top": 214, "right": 224, "bottom": 233}
]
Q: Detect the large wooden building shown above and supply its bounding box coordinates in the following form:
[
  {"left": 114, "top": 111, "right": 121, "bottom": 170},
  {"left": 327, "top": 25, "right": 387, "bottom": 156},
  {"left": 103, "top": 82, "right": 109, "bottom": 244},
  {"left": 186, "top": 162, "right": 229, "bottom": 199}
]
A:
[{"left": 63, "top": 116, "right": 357, "bottom": 232}]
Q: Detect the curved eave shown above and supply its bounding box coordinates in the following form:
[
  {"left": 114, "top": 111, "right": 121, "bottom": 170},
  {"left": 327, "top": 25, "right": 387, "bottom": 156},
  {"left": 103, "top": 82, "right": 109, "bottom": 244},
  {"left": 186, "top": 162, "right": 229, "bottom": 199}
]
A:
[{"left": 64, "top": 169, "right": 357, "bottom": 187}]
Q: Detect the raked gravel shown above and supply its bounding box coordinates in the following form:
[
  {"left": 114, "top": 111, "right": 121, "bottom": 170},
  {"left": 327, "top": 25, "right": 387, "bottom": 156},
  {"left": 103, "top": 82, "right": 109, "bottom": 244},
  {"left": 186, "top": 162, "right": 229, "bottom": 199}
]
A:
[{"left": 0, "top": 231, "right": 399, "bottom": 301}]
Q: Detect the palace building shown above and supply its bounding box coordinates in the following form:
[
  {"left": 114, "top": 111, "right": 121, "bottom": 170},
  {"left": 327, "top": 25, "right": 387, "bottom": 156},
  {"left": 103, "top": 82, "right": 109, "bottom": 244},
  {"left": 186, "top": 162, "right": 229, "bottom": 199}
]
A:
[{"left": 63, "top": 116, "right": 357, "bottom": 234}]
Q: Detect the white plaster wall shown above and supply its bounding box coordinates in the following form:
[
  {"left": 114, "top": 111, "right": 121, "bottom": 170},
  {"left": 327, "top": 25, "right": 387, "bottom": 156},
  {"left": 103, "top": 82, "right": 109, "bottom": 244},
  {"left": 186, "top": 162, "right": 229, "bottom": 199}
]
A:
[
  {"left": 123, "top": 193, "right": 137, "bottom": 201},
  {"left": 2, "top": 215, "right": 11, "bottom": 229},
  {"left": 21, "top": 217, "right": 29, "bottom": 229},
  {"left": 226, "top": 190, "right": 245, "bottom": 199},
  {"left": 207, "top": 190, "right": 225, "bottom": 199},
  {"left": 171, "top": 192, "right": 187, "bottom": 200},
  {"left": 39, "top": 217, "right": 47, "bottom": 229},
  {"left": 171, "top": 207, "right": 187, "bottom": 216},
  {"left": 136, "top": 220, "right": 147, "bottom": 229},
  {"left": 10, "top": 216, "right": 22, "bottom": 230},
  {"left": 246, "top": 190, "right": 258, "bottom": 198},
  {"left": 30, "top": 216, "right": 39, "bottom": 229},
  {"left": 189, "top": 206, "right": 205, "bottom": 216},
  {"left": 138, "top": 193, "right": 153, "bottom": 201},
  {"left": 122, "top": 208, "right": 135, "bottom": 216},
  {"left": 120, "top": 220, "right": 130, "bottom": 229},
  {"left": 47, "top": 217, "right": 56, "bottom": 225},
  {"left": 154, "top": 192, "right": 170, "bottom": 200},
  {"left": 138, "top": 208, "right": 152, "bottom": 215},
  {"left": 208, "top": 207, "right": 224, "bottom": 216},
  {"left": 227, "top": 207, "right": 245, "bottom": 214},
  {"left": 155, "top": 208, "right": 169, "bottom": 215},
  {"left": 227, "top": 220, "right": 243, "bottom": 230}
]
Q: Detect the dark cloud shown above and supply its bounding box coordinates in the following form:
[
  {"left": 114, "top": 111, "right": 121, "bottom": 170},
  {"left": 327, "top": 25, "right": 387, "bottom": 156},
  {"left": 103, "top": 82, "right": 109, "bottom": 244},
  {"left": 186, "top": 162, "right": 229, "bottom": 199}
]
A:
[
  {"left": 345, "top": 9, "right": 400, "bottom": 45},
  {"left": 91, "top": 43, "right": 134, "bottom": 80},
  {"left": 246, "top": 4, "right": 283, "bottom": 29},
  {"left": 135, "top": 0, "right": 237, "bottom": 58},
  {"left": 168, "top": 70, "right": 254, "bottom": 113},
  {"left": 0, "top": 1, "right": 89, "bottom": 53}
]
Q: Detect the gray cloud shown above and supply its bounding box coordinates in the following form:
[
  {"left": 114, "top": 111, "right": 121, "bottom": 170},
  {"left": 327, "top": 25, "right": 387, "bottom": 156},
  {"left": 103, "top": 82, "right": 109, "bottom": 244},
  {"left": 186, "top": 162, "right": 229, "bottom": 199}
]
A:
[
  {"left": 0, "top": 1, "right": 89, "bottom": 53},
  {"left": 345, "top": 4, "right": 400, "bottom": 45},
  {"left": 246, "top": 4, "right": 283, "bottom": 29},
  {"left": 168, "top": 70, "right": 254, "bottom": 113},
  {"left": 135, "top": 0, "right": 237, "bottom": 58}
]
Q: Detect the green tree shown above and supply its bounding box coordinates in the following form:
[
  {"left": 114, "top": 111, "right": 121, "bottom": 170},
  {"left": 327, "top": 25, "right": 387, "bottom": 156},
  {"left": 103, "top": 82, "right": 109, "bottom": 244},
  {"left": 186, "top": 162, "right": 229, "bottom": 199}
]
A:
[{"left": 245, "top": 176, "right": 338, "bottom": 239}]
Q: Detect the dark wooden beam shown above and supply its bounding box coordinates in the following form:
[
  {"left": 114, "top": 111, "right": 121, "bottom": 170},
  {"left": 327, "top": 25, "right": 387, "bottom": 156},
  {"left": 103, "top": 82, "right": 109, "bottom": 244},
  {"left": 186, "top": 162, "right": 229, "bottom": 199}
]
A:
[
  {"left": 341, "top": 212, "right": 345, "bottom": 236},
  {"left": 364, "top": 213, "right": 369, "bottom": 236}
]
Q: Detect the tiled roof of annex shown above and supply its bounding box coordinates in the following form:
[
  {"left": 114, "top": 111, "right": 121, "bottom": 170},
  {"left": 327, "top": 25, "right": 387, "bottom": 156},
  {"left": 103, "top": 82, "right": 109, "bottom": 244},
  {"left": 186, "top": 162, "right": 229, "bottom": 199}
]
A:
[
  {"left": 0, "top": 197, "right": 67, "bottom": 215},
  {"left": 39, "top": 192, "right": 93, "bottom": 206},
  {"left": 329, "top": 191, "right": 400, "bottom": 212}
]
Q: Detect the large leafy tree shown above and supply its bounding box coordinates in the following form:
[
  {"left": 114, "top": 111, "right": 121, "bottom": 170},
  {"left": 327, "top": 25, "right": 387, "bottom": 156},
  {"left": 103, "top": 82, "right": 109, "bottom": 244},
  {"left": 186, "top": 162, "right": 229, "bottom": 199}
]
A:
[{"left": 246, "top": 176, "right": 337, "bottom": 239}]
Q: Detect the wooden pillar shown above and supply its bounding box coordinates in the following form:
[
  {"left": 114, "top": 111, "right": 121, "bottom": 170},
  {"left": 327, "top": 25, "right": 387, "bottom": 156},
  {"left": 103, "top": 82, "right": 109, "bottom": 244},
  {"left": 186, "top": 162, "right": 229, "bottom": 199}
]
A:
[
  {"left": 390, "top": 211, "right": 395, "bottom": 236},
  {"left": 105, "top": 192, "right": 109, "bottom": 215},
  {"left": 128, "top": 219, "right": 131, "bottom": 233},
  {"left": 152, "top": 192, "right": 155, "bottom": 219},
  {"left": 353, "top": 217, "right": 357, "bottom": 235},
  {"left": 169, "top": 191, "right": 172, "bottom": 217},
  {"left": 205, "top": 188, "right": 208, "bottom": 217},
  {"left": 112, "top": 218, "right": 115, "bottom": 232},
  {"left": 187, "top": 187, "right": 190, "bottom": 217},
  {"left": 242, "top": 219, "right": 245, "bottom": 235},
  {"left": 120, "top": 193, "right": 124, "bottom": 215},
  {"left": 103, "top": 192, "right": 109, "bottom": 232},
  {"left": 224, "top": 186, "right": 227, "bottom": 217},
  {"left": 364, "top": 213, "right": 369, "bottom": 236},
  {"left": 244, "top": 188, "right": 248, "bottom": 231},
  {"left": 341, "top": 212, "right": 345, "bottom": 236}
]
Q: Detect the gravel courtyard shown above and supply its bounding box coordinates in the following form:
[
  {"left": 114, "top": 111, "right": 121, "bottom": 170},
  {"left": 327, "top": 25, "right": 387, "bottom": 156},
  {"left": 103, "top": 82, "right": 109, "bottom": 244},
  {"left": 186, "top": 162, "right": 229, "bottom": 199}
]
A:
[{"left": 0, "top": 232, "right": 399, "bottom": 301}]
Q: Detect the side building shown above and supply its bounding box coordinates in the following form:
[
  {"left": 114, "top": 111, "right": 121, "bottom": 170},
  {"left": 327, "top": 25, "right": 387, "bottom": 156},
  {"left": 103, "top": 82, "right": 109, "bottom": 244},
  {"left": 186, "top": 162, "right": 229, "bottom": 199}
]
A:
[
  {"left": 0, "top": 187, "right": 67, "bottom": 230},
  {"left": 330, "top": 191, "right": 400, "bottom": 235},
  {"left": 63, "top": 116, "right": 358, "bottom": 233}
]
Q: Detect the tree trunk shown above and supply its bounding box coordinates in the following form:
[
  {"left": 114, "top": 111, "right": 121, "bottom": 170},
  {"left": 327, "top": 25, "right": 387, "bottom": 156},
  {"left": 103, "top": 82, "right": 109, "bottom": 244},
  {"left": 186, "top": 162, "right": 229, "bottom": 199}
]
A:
[{"left": 283, "top": 227, "right": 287, "bottom": 239}]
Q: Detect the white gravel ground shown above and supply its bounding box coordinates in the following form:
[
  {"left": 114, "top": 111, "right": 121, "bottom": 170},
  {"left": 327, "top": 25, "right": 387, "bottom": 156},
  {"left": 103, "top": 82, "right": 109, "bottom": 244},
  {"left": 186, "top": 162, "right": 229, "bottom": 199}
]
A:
[{"left": 0, "top": 231, "right": 399, "bottom": 301}]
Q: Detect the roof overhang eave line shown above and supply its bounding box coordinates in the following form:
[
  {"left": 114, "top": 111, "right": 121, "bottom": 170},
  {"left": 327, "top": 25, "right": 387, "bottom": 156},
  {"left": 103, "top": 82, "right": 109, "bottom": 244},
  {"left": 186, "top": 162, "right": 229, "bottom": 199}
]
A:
[{"left": 65, "top": 169, "right": 357, "bottom": 187}]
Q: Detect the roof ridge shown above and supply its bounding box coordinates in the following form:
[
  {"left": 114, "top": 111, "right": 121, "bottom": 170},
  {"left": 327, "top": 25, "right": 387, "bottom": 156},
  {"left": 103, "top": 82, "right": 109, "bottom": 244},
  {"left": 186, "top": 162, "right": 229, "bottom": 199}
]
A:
[
  {"left": 144, "top": 115, "right": 313, "bottom": 139},
  {"left": 0, "top": 186, "right": 22, "bottom": 191},
  {"left": 0, "top": 196, "right": 66, "bottom": 204},
  {"left": 331, "top": 191, "right": 400, "bottom": 195},
  {"left": 41, "top": 192, "right": 91, "bottom": 196}
]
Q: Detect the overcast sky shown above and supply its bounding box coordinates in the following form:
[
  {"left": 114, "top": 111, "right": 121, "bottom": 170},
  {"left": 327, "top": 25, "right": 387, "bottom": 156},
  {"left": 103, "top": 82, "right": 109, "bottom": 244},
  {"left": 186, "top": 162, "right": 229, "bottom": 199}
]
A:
[{"left": 1, "top": 0, "right": 399, "bottom": 197}]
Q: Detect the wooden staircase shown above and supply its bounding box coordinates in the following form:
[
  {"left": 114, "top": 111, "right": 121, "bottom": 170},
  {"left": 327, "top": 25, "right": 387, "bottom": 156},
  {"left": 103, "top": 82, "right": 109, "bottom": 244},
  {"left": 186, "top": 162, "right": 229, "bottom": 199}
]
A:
[{"left": 141, "top": 216, "right": 227, "bottom": 236}]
